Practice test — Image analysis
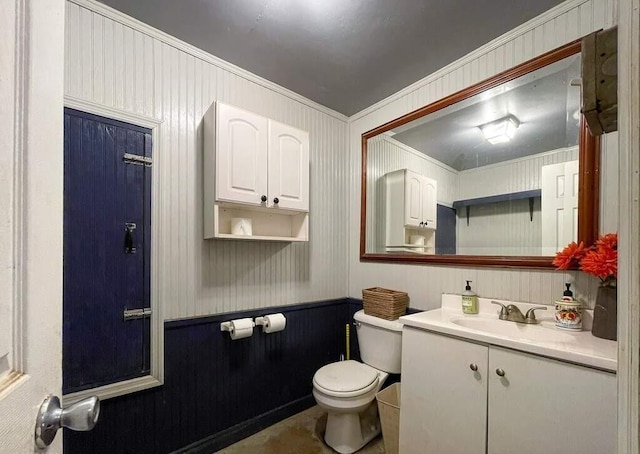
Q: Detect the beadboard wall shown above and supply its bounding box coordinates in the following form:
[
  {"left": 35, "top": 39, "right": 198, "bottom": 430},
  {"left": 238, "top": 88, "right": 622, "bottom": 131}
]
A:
[
  {"left": 65, "top": 0, "right": 349, "bottom": 319},
  {"left": 457, "top": 147, "right": 578, "bottom": 199},
  {"left": 456, "top": 147, "right": 578, "bottom": 256},
  {"left": 349, "top": 0, "right": 619, "bottom": 310}
]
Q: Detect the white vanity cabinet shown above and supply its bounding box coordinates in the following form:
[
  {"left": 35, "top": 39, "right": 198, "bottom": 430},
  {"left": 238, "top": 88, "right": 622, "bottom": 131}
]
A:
[
  {"left": 204, "top": 102, "right": 309, "bottom": 241},
  {"left": 384, "top": 169, "right": 437, "bottom": 253},
  {"left": 400, "top": 327, "right": 617, "bottom": 454},
  {"left": 400, "top": 328, "right": 487, "bottom": 454}
]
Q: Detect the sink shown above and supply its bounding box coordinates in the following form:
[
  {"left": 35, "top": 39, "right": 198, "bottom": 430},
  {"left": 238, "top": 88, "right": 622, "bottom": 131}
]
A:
[{"left": 450, "top": 317, "right": 576, "bottom": 343}]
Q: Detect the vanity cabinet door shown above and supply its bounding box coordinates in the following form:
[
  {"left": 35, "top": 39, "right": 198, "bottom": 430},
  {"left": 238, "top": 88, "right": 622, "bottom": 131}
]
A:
[
  {"left": 216, "top": 103, "right": 269, "bottom": 206},
  {"left": 400, "top": 327, "right": 488, "bottom": 454},
  {"left": 487, "top": 346, "right": 616, "bottom": 454}
]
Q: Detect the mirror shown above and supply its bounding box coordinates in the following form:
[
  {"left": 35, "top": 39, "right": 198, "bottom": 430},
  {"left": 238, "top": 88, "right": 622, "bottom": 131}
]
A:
[{"left": 361, "top": 40, "right": 600, "bottom": 268}]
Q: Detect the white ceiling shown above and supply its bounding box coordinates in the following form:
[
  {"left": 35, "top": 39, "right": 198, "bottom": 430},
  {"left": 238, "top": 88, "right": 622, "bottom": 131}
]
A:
[{"left": 98, "top": 0, "right": 565, "bottom": 116}]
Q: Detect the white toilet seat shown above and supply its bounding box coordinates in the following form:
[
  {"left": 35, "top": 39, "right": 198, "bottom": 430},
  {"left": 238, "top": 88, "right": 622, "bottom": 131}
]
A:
[{"left": 313, "top": 360, "right": 379, "bottom": 398}]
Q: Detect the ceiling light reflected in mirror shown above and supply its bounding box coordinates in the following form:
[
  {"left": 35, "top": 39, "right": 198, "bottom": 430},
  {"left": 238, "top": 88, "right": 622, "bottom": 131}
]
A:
[{"left": 479, "top": 115, "right": 520, "bottom": 144}]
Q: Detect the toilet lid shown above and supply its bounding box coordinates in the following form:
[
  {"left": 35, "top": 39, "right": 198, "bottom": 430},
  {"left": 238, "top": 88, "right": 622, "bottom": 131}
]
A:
[{"left": 313, "top": 360, "right": 378, "bottom": 393}]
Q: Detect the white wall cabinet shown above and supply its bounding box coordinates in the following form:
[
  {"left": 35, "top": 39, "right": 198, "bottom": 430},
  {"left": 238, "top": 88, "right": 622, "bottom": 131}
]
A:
[
  {"left": 400, "top": 327, "right": 617, "bottom": 454},
  {"left": 268, "top": 119, "right": 310, "bottom": 211},
  {"left": 204, "top": 102, "right": 309, "bottom": 241},
  {"left": 384, "top": 169, "right": 437, "bottom": 253},
  {"left": 215, "top": 103, "right": 269, "bottom": 206}
]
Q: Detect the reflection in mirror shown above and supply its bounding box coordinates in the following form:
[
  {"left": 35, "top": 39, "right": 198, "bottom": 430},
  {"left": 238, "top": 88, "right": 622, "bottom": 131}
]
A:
[{"left": 362, "top": 41, "right": 599, "bottom": 267}]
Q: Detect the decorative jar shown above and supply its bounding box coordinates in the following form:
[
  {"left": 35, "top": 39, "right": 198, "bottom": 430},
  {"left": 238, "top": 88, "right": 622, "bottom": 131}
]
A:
[{"left": 554, "top": 300, "right": 583, "bottom": 330}]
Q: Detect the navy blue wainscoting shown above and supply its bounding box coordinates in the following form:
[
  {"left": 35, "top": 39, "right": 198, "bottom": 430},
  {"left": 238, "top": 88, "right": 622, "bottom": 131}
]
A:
[{"left": 64, "top": 299, "right": 351, "bottom": 454}]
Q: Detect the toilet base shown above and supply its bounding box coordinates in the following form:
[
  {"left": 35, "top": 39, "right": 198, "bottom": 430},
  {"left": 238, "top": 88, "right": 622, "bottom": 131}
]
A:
[{"left": 324, "top": 401, "right": 381, "bottom": 454}]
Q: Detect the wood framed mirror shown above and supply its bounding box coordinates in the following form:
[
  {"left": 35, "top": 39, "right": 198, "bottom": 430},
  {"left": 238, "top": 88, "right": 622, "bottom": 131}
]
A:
[{"left": 360, "top": 39, "right": 599, "bottom": 268}]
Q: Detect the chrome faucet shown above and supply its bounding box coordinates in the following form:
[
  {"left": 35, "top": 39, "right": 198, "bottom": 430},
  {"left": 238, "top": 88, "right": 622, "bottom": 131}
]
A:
[{"left": 491, "top": 301, "right": 547, "bottom": 324}]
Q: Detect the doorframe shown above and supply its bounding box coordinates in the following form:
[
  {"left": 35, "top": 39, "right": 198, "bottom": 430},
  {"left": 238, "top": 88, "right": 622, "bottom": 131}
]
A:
[
  {"left": 616, "top": 0, "right": 640, "bottom": 452},
  {"left": 62, "top": 95, "right": 164, "bottom": 404}
]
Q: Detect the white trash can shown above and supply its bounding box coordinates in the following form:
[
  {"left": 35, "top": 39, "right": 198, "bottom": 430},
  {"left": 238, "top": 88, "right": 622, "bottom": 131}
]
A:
[{"left": 376, "top": 383, "right": 401, "bottom": 454}]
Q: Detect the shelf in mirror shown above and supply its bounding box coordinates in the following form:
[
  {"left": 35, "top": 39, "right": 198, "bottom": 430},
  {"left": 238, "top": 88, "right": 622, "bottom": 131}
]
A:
[{"left": 452, "top": 189, "right": 541, "bottom": 225}]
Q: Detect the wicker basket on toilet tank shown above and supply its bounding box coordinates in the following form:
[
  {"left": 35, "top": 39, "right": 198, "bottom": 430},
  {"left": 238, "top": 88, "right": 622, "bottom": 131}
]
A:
[{"left": 362, "top": 287, "right": 409, "bottom": 320}]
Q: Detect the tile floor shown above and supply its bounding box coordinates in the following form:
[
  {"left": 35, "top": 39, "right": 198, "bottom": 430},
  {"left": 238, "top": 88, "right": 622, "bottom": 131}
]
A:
[{"left": 216, "top": 405, "right": 386, "bottom": 454}]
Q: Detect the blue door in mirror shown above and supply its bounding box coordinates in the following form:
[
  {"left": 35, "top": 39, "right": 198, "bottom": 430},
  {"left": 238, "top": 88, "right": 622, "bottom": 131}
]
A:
[{"left": 63, "top": 108, "right": 151, "bottom": 394}]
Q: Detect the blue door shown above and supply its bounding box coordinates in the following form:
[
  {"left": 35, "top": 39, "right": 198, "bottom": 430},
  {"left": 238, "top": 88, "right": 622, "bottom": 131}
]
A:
[{"left": 63, "top": 108, "right": 152, "bottom": 394}]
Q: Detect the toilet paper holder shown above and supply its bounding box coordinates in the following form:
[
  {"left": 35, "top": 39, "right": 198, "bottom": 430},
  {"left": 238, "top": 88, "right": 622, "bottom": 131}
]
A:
[
  {"left": 254, "top": 313, "right": 287, "bottom": 333},
  {"left": 220, "top": 319, "right": 255, "bottom": 333}
]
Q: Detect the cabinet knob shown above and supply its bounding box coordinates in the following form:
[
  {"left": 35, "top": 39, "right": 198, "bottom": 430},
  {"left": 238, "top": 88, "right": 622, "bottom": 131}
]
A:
[
  {"left": 469, "top": 363, "right": 478, "bottom": 372},
  {"left": 261, "top": 195, "right": 267, "bottom": 202},
  {"left": 419, "top": 222, "right": 424, "bottom": 227},
  {"left": 273, "top": 197, "right": 279, "bottom": 204},
  {"left": 495, "top": 368, "right": 506, "bottom": 377}
]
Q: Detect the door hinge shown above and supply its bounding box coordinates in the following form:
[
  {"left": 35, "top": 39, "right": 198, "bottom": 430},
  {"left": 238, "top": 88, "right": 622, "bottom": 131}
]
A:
[
  {"left": 123, "top": 307, "right": 152, "bottom": 321},
  {"left": 123, "top": 153, "right": 152, "bottom": 167}
]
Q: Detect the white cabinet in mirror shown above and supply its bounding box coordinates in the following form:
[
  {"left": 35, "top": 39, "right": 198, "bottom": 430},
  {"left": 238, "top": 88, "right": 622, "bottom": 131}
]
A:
[
  {"left": 203, "top": 102, "right": 310, "bottom": 242},
  {"left": 381, "top": 169, "right": 437, "bottom": 254}
]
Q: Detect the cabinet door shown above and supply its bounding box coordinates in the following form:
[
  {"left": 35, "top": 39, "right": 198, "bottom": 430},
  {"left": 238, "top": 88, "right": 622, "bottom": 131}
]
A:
[
  {"left": 216, "top": 103, "right": 268, "bottom": 205},
  {"left": 488, "top": 347, "right": 616, "bottom": 454},
  {"left": 399, "top": 328, "right": 488, "bottom": 454},
  {"left": 422, "top": 177, "right": 437, "bottom": 229},
  {"left": 268, "top": 120, "right": 309, "bottom": 211},
  {"left": 404, "top": 170, "right": 422, "bottom": 227}
]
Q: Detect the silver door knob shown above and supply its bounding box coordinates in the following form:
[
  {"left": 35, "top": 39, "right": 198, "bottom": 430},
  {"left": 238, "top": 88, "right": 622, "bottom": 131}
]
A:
[
  {"left": 496, "top": 368, "right": 506, "bottom": 377},
  {"left": 35, "top": 395, "right": 100, "bottom": 448},
  {"left": 469, "top": 363, "right": 478, "bottom": 371}
]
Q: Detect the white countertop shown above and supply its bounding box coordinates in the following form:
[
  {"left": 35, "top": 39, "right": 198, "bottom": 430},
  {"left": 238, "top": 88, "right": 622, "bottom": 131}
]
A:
[{"left": 400, "top": 294, "right": 617, "bottom": 372}]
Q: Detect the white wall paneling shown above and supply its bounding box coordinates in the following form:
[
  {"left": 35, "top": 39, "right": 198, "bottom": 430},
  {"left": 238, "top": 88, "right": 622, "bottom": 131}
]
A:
[
  {"left": 349, "top": 0, "right": 618, "bottom": 310},
  {"left": 616, "top": 0, "right": 640, "bottom": 450},
  {"left": 66, "top": 0, "right": 349, "bottom": 319},
  {"left": 456, "top": 148, "right": 578, "bottom": 256},
  {"left": 456, "top": 148, "right": 578, "bottom": 200}
]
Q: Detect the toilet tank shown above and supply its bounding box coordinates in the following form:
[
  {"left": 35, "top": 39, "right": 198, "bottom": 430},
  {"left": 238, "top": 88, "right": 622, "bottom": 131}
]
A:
[{"left": 354, "top": 310, "right": 403, "bottom": 373}]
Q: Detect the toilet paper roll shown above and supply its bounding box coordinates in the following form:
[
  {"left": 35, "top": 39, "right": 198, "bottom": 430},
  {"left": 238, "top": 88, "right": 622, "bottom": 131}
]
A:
[
  {"left": 230, "top": 318, "right": 254, "bottom": 340},
  {"left": 262, "top": 313, "right": 287, "bottom": 333},
  {"left": 231, "top": 218, "right": 252, "bottom": 236}
]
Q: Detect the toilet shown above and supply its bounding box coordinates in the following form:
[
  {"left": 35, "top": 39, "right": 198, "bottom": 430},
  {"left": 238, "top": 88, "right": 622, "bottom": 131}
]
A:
[{"left": 312, "top": 310, "right": 403, "bottom": 454}]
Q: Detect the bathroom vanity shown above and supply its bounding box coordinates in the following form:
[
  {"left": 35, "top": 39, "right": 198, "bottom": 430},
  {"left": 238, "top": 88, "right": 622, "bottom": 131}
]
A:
[{"left": 399, "top": 296, "right": 617, "bottom": 454}]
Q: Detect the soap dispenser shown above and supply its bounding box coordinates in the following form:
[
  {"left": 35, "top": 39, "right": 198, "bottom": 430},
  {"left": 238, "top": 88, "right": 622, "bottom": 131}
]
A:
[
  {"left": 462, "top": 280, "right": 478, "bottom": 314},
  {"left": 562, "top": 283, "right": 574, "bottom": 301}
]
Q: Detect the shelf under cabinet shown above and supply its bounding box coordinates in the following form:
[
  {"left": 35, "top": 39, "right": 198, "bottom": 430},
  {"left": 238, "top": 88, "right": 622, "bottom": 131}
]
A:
[{"left": 205, "top": 203, "right": 309, "bottom": 242}]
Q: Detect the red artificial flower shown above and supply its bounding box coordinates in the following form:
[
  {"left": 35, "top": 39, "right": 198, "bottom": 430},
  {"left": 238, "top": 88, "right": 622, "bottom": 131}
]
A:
[
  {"left": 555, "top": 233, "right": 618, "bottom": 285},
  {"left": 552, "top": 241, "right": 587, "bottom": 270},
  {"left": 580, "top": 247, "right": 618, "bottom": 280},
  {"left": 596, "top": 233, "right": 618, "bottom": 251}
]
